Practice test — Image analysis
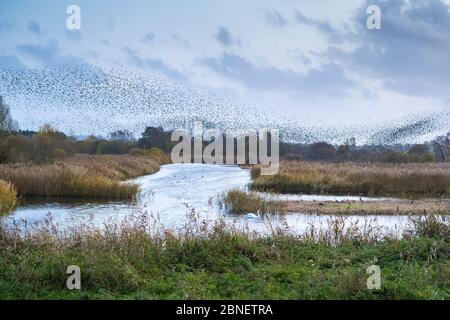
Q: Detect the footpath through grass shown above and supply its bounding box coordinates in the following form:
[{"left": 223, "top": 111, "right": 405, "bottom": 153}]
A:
[{"left": 0, "top": 214, "right": 448, "bottom": 300}]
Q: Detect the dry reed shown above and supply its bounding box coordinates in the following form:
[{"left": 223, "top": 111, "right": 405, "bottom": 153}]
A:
[
  {"left": 252, "top": 161, "right": 450, "bottom": 198},
  {"left": 0, "top": 153, "right": 170, "bottom": 200}
]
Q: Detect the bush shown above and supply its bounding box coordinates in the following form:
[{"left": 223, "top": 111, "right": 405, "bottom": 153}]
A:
[
  {"left": 383, "top": 152, "right": 412, "bottom": 163},
  {"left": 96, "top": 140, "right": 134, "bottom": 155},
  {"left": 129, "top": 148, "right": 170, "bottom": 164},
  {"left": 52, "top": 148, "right": 68, "bottom": 159},
  {"left": 250, "top": 166, "right": 261, "bottom": 180},
  {"left": 0, "top": 179, "right": 17, "bottom": 214},
  {"left": 405, "top": 215, "right": 449, "bottom": 240}
]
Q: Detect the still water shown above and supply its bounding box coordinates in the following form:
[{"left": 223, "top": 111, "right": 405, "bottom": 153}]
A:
[{"left": 2, "top": 164, "right": 413, "bottom": 235}]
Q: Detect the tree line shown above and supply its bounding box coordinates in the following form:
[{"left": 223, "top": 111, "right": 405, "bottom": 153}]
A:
[{"left": 1, "top": 95, "right": 449, "bottom": 164}]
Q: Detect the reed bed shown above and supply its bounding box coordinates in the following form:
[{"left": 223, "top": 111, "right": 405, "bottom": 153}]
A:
[
  {"left": 252, "top": 161, "right": 450, "bottom": 198},
  {"left": 223, "top": 189, "right": 284, "bottom": 214},
  {"left": 0, "top": 179, "right": 17, "bottom": 214},
  {"left": 0, "top": 153, "right": 170, "bottom": 200},
  {"left": 0, "top": 212, "right": 448, "bottom": 299}
]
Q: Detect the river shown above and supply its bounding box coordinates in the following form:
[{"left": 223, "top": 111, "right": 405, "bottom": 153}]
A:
[{"left": 2, "top": 163, "right": 414, "bottom": 236}]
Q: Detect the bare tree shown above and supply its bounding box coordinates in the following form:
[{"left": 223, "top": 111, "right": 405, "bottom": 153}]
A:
[
  {"left": 0, "top": 95, "right": 18, "bottom": 132},
  {"left": 432, "top": 132, "right": 449, "bottom": 161}
]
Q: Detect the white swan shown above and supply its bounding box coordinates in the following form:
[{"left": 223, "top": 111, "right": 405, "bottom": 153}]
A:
[{"left": 244, "top": 210, "right": 261, "bottom": 219}]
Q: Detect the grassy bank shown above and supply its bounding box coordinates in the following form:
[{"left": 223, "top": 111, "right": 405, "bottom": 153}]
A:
[
  {"left": 0, "top": 213, "right": 448, "bottom": 299},
  {"left": 0, "top": 180, "right": 17, "bottom": 214},
  {"left": 223, "top": 189, "right": 284, "bottom": 214},
  {"left": 0, "top": 150, "right": 170, "bottom": 200},
  {"left": 251, "top": 161, "right": 450, "bottom": 198},
  {"left": 281, "top": 198, "right": 450, "bottom": 216},
  {"left": 223, "top": 190, "right": 450, "bottom": 216}
]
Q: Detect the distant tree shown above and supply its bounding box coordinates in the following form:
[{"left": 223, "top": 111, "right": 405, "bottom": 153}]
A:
[
  {"left": 0, "top": 96, "right": 18, "bottom": 132},
  {"left": 96, "top": 140, "right": 133, "bottom": 154},
  {"left": 432, "top": 132, "right": 450, "bottom": 161},
  {"left": 336, "top": 138, "right": 356, "bottom": 161},
  {"left": 138, "top": 126, "right": 172, "bottom": 151},
  {"left": 383, "top": 151, "right": 411, "bottom": 163},
  {"left": 38, "top": 123, "right": 67, "bottom": 139},
  {"left": 109, "top": 130, "right": 135, "bottom": 141},
  {"left": 408, "top": 144, "right": 435, "bottom": 162},
  {"left": 308, "top": 142, "right": 336, "bottom": 161},
  {"left": 408, "top": 144, "right": 430, "bottom": 156}
]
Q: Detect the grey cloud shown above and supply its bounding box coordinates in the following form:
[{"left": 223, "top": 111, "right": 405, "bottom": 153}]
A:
[
  {"left": 214, "top": 27, "right": 240, "bottom": 47},
  {"left": 17, "top": 41, "right": 58, "bottom": 62},
  {"left": 28, "top": 21, "right": 41, "bottom": 35},
  {"left": 64, "top": 29, "right": 82, "bottom": 41},
  {"left": 261, "top": 8, "right": 288, "bottom": 27},
  {"left": 295, "top": 11, "right": 343, "bottom": 43},
  {"left": 142, "top": 33, "right": 155, "bottom": 44},
  {"left": 106, "top": 19, "right": 115, "bottom": 30},
  {"left": 0, "top": 21, "right": 14, "bottom": 31},
  {"left": 171, "top": 34, "right": 191, "bottom": 49},
  {"left": 123, "top": 47, "right": 188, "bottom": 81},
  {"left": 17, "top": 40, "right": 85, "bottom": 66},
  {"left": 326, "top": 0, "right": 450, "bottom": 98},
  {"left": 201, "top": 52, "right": 352, "bottom": 95},
  {"left": 0, "top": 55, "right": 25, "bottom": 69}
]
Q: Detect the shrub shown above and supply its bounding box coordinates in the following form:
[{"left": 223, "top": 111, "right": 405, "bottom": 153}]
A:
[
  {"left": 250, "top": 166, "right": 261, "bottom": 180},
  {"left": 405, "top": 214, "right": 449, "bottom": 240},
  {"left": 0, "top": 179, "right": 17, "bottom": 214}
]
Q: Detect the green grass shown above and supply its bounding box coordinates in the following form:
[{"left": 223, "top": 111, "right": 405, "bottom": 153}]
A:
[{"left": 0, "top": 214, "right": 448, "bottom": 300}]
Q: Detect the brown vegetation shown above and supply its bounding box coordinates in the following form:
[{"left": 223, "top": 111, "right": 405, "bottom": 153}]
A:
[
  {"left": 0, "top": 153, "right": 170, "bottom": 200},
  {"left": 223, "top": 189, "right": 284, "bottom": 214},
  {"left": 0, "top": 179, "right": 17, "bottom": 214},
  {"left": 280, "top": 199, "right": 450, "bottom": 215},
  {"left": 252, "top": 161, "right": 450, "bottom": 198}
]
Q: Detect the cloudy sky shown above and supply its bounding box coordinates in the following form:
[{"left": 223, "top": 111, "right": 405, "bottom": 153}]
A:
[{"left": 1, "top": 0, "right": 450, "bottom": 131}]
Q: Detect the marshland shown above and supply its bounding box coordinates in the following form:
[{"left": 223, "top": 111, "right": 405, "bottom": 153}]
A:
[
  {"left": 0, "top": 97, "right": 449, "bottom": 299},
  {"left": 251, "top": 161, "right": 450, "bottom": 198},
  {"left": 0, "top": 212, "right": 448, "bottom": 299}
]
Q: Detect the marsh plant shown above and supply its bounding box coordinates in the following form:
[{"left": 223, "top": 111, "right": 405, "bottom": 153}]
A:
[
  {"left": 223, "top": 189, "right": 284, "bottom": 215},
  {"left": 0, "top": 211, "right": 448, "bottom": 299},
  {"left": 0, "top": 179, "right": 17, "bottom": 214},
  {"left": 0, "top": 153, "right": 169, "bottom": 200},
  {"left": 251, "top": 161, "right": 450, "bottom": 198}
]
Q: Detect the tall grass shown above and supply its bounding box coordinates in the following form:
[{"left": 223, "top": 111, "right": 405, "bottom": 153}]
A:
[
  {"left": 0, "top": 179, "right": 17, "bottom": 214},
  {"left": 0, "top": 212, "right": 448, "bottom": 299},
  {"left": 223, "top": 189, "right": 284, "bottom": 214},
  {"left": 252, "top": 161, "right": 450, "bottom": 198},
  {"left": 0, "top": 153, "right": 170, "bottom": 200}
]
